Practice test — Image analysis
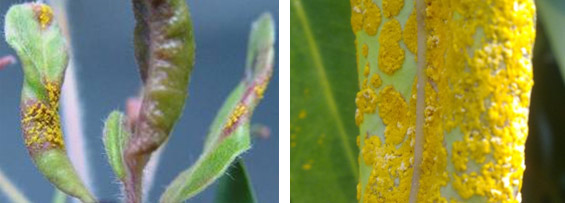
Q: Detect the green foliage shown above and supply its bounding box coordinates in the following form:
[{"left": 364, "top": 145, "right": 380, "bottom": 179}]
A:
[
  {"left": 215, "top": 159, "right": 256, "bottom": 203},
  {"left": 290, "top": 0, "right": 358, "bottom": 202}
]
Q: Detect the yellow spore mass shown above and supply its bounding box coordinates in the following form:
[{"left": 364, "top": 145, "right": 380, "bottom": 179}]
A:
[
  {"left": 363, "top": 0, "right": 382, "bottom": 36},
  {"left": 225, "top": 103, "right": 248, "bottom": 130},
  {"left": 378, "top": 19, "right": 405, "bottom": 75},
  {"left": 403, "top": 11, "right": 417, "bottom": 54},
  {"left": 351, "top": 0, "right": 535, "bottom": 202},
  {"left": 382, "top": 0, "right": 404, "bottom": 18},
  {"left": 34, "top": 4, "right": 53, "bottom": 29},
  {"left": 22, "top": 82, "right": 64, "bottom": 150}
]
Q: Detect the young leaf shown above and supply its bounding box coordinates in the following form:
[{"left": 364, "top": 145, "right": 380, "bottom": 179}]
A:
[
  {"left": 290, "top": 0, "right": 359, "bottom": 202},
  {"left": 160, "top": 13, "right": 275, "bottom": 202},
  {"left": 214, "top": 158, "right": 256, "bottom": 203},
  {"left": 103, "top": 111, "right": 130, "bottom": 180},
  {"left": 4, "top": 3, "right": 95, "bottom": 202}
]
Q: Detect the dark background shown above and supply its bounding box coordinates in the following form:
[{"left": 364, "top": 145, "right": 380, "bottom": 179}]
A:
[{"left": 0, "top": 0, "right": 278, "bottom": 202}]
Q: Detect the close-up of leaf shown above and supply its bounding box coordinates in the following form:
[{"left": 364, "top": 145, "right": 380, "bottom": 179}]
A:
[{"left": 290, "top": 0, "right": 358, "bottom": 202}]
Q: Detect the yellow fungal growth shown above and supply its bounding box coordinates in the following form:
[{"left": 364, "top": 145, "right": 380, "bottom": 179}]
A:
[
  {"left": 369, "top": 74, "right": 381, "bottom": 89},
  {"left": 382, "top": 0, "right": 404, "bottom": 18},
  {"left": 298, "top": 109, "right": 307, "bottom": 119},
  {"left": 378, "top": 19, "right": 405, "bottom": 75},
  {"left": 376, "top": 86, "right": 408, "bottom": 145},
  {"left": 363, "top": 63, "right": 370, "bottom": 77},
  {"left": 302, "top": 160, "right": 313, "bottom": 171},
  {"left": 33, "top": 4, "right": 53, "bottom": 29},
  {"left": 22, "top": 82, "right": 64, "bottom": 150},
  {"left": 351, "top": 0, "right": 535, "bottom": 201},
  {"left": 350, "top": 0, "right": 364, "bottom": 33},
  {"left": 354, "top": 87, "right": 378, "bottom": 126},
  {"left": 362, "top": 0, "right": 382, "bottom": 36},
  {"left": 254, "top": 82, "right": 267, "bottom": 99},
  {"left": 362, "top": 44, "right": 369, "bottom": 58},
  {"left": 225, "top": 103, "right": 247, "bottom": 130},
  {"left": 357, "top": 183, "right": 362, "bottom": 200},
  {"left": 403, "top": 11, "right": 417, "bottom": 54}
]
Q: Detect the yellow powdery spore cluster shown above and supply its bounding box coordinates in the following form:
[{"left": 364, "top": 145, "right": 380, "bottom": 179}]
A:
[
  {"left": 378, "top": 19, "right": 405, "bottom": 75},
  {"left": 22, "top": 82, "right": 64, "bottom": 150},
  {"left": 351, "top": 0, "right": 382, "bottom": 36},
  {"left": 382, "top": 0, "right": 404, "bottom": 18},
  {"left": 361, "top": 125, "right": 415, "bottom": 202},
  {"left": 402, "top": 11, "right": 417, "bottom": 54},
  {"left": 225, "top": 103, "right": 248, "bottom": 130},
  {"left": 376, "top": 86, "right": 409, "bottom": 145},
  {"left": 354, "top": 61, "right": 383, "bottom": 126},
  {"left": 351, "top": 0, "right": 535, "bottom": 202},
  {"left": 33, "top": 4, "right": 53, "bottom": 29},
  {"left": 436, "top": 0, "right": 535, "bottom": 201}
]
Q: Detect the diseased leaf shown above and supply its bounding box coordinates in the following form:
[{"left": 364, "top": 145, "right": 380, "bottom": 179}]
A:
[
  {"left": 290, "top": 0, "right": 359, "bottom": 202},
  {"left": 214, "top": 158, "right": 256, "bottom": 203},
  {"left": 5, "top": 3, "right": 95, "bottom": 202},
  {"left": 160, "top": 13, "right": 275, "bottom": 202},
  {"left": 538, "top": 0, "right": 565, "bottom": 83}
]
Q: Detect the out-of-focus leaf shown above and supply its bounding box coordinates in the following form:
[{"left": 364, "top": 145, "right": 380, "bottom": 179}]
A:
[
  {"left": 214, "top": 158, "right": 256, "bottom": 203},
  {"left": 160, "top": 13, "right": 275, "bottom": 202},
  {"left": 51, "top": 189, "right": 66, "bottom": 203},
  {"left": 538, "top": 0, "right": 565, "bottom": 83},
  {"left": 290, "top": 0, "right": 358, "bottom": 202}
]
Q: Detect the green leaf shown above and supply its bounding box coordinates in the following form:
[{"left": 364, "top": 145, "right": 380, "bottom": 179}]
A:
[
  {"left": 214, "top": 159, "right": 256, "bottom": 203},
  {"left": 538, "top": 0, "right": 565, "bottom": 83},
  {"left": 290, "top": 0, "right": 359, "bottom": 202},
  {"left": 160, "top": 13, "right": 275, "bottom": 202},
  {"left": 5, "top": 3, "right": 68, "bottom": 101},
  {"left": 103, "top": 111, "right": 130, "bottom": 180}
]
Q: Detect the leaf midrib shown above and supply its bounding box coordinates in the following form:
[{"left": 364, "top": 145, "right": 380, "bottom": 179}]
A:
[{"left": 292, "top": 0, "right": 358, "bottom": 176}]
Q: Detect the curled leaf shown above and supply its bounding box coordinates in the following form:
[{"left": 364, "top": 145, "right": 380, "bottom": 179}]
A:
[
  {"left": 4, "top": 3, "right": 94, "bottom": 202},
  {"left": 160, "top": 13, "right": 275, "bottom": 202},
  {"left": 124, "top": 0, "right": 195, "bottom": 201}
]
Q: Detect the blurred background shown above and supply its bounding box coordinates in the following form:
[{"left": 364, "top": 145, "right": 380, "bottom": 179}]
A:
[{"left": 0, "top": 0, "right": 278, "bottom": 202}]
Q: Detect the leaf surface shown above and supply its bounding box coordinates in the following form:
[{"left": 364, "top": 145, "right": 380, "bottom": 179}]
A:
[{"left": 290, "top": 0, "right": 359, "bottom": 202}]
